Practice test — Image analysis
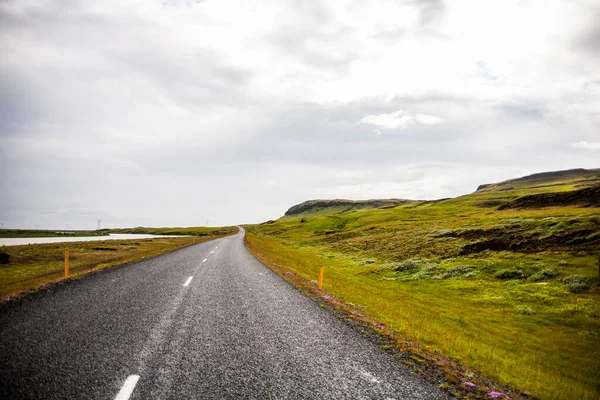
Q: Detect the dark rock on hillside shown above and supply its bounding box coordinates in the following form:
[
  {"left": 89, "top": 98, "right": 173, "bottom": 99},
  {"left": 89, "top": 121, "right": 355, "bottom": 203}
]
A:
[
  {"left": 459, "top": 228, "right": 600, "bottom": 255},
  {"left": 460, "top": 238, "right": 510, "bottom": 254},
  {"left": 0, "top": 251, "right": 10, "bottom": 264},
  {"left": 284, "top": 199, "right": 415, "bottom": 216},
  {"left": 498, "top": 185, "right": 600, "bottom": 210}
]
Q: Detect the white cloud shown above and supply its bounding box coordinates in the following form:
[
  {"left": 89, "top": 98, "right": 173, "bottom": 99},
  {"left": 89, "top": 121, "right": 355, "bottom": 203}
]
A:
[
  {"left": 572, "top": 141, "right": 600, "bottom": 151},
  {"left": 360, "top": 110, "right": 413, "bottom": 129},
  {"left": 359, "top": 110, "right": 443, "bottom": 130},
  {"left": 415, "top": 114, "right": 444, "bottom": 125}
]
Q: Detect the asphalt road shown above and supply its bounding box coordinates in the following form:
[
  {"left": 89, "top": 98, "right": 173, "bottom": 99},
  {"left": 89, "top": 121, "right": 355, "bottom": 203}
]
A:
[{"left": 0, "top": 227, "right": 448, "bottom": 399}]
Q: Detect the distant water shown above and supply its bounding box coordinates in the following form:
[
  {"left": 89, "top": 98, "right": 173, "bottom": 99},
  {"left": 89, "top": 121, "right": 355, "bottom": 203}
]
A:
[{"left": 0, "top": 233, "right": 187, "bottom": 247}]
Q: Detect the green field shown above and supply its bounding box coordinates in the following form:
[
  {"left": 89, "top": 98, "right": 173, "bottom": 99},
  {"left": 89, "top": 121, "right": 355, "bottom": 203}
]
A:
[
  {"left": 0, "top": 229, "right": 109, "bottom": 238},
  {"left": 108, "top": 226, "right": 238, "bottom": 237},
  {"left": 244, "top": 169, "right": 600, "bottom": 400},
  {"left": 0, "top": 226, "right": 237, "bottom": 300}
]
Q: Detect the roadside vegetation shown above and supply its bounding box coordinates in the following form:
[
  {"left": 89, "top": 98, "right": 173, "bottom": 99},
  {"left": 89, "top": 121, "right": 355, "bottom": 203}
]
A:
[
  {"left": 0, "top": 227, "right": 237, "bottom": 300},
  {"left": 108, "top": 226, "right": 237, "bottom": 237},
  {"left": 244, "top": 169, "right": 600, "bottom": 400}
]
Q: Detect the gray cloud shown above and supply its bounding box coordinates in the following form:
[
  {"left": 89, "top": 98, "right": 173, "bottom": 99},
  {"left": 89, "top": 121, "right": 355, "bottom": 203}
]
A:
[
  {"left": 265, "top": 3, "right": 360, "bottom": 73},
  {"left": 412, "top": 0, "right": 446, "bottom": 28},
  {"left": 577, "top": 8, "right": 600, "bottom": 57},
  {"left": 497, "top": 103, "right": 544, "bottom": 119}
]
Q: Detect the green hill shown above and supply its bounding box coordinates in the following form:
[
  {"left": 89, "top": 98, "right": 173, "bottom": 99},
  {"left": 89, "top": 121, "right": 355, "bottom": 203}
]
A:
[
  {"left": 475, "top": 168, "right": 600, "bottom": 192},
  {"left": 284, "top": 168, "right": 600, "bottom": 217},
  {"left": 284, "top": 198, "right": 417, "bottom": 216},
  {"left": 245, "top": 168, "right": 600, "bottom": 400}
]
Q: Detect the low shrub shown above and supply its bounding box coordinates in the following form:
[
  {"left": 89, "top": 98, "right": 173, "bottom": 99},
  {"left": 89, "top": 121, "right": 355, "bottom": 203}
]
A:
[
  {"left": 528, "top": 268, "right": 559, "bottom": 282},
  {"left": 494, "top": 268, "right": 523, "bottom": 280},
  {"left": 395, "top": 259, "right": 421, "bottom": 273},
  {"left": 433, "top": 265, "right": 475, "bottom": 279},
  {"left": 410, "top": 263, "right": 441, "bottom": 280},
  {"left": 563, "top": 275, "right": 596, "bottom": 293}
]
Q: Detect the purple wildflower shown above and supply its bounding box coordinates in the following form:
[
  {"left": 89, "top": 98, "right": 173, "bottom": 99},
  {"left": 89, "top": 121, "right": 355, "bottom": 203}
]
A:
[
  {"left": 488, "top": 391, "right": 509, "bottom": 399},
  {"left": 284, "top": 271, "right": 294, "bottom": 275},
  {"left": 464, "top": 381, "right": 476, "bottom": 387},
  {"left": 322, "top": 295, "right": 333, "bottom": 300},
  {"left": 375, "top": 324, "right": 385, "bottom": 330}
]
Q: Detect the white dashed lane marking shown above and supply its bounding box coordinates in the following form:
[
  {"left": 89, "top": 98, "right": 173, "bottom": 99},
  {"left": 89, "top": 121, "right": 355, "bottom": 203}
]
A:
[{"left": 114, "top": 375, "right": 140, "bottom": 400}]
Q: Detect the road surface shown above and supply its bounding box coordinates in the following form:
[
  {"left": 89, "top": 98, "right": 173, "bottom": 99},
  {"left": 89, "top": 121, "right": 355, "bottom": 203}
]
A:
[{"left": 0, "top": 227, "right": 447, "bottom": 399}]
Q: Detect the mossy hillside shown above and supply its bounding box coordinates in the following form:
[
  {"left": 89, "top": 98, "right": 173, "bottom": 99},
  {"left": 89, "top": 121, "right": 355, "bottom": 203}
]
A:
[{"left": 244, "top": 169, "right": 600, "bottom": 400}]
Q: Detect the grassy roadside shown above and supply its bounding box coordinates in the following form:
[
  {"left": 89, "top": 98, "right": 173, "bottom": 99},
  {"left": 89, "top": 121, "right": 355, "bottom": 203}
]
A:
[
  {"left": 0, "top": 228, "right": 237, "bottom": 300},
  {"left": 243, "top": 171, "right": 600, "bottom": 400},
  {"left": 244, "top": 233, "right": 530, "bottom": 400}
]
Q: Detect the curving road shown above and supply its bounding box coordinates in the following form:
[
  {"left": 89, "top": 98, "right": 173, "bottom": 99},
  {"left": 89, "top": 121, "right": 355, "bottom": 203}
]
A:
[{"left": 0, "top": 227, "right": 447, "bottom": 399}]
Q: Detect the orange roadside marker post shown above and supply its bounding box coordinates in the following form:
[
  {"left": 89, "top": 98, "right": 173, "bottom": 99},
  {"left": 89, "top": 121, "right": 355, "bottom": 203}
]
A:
[
  {"left": 318, "top": 266, "right": 324, "bottom": 290},
  {"left": 64, "top": 251, "right": 69, "bottom": 278}
]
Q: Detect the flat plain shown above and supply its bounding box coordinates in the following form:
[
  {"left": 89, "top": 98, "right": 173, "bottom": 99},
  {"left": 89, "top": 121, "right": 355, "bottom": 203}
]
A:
[{"left": 0, "top": 226, "right": 237, "bottom": 299}]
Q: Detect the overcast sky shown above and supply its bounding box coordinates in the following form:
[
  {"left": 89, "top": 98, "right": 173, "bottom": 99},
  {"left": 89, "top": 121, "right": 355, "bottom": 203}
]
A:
[{"left": 1, "top": 0, "right": 599, "bottom": 229}]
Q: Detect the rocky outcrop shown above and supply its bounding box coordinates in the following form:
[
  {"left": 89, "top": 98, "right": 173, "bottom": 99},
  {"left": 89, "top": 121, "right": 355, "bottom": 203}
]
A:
[{"left": 498, "top": 185, "right": 600, "bottom": 210}]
